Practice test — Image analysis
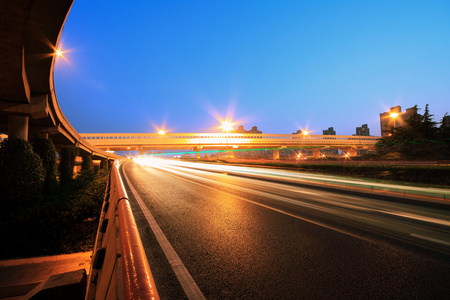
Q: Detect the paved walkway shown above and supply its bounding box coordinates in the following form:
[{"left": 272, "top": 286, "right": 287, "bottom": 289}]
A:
[{"left": 0, "top": 252, "right": 92, "bottom": 299}]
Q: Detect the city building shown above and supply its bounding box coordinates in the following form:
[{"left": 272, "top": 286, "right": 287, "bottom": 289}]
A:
[
  {"left": 442, "top": 115, "right": 450, "bottom": 128},
  {"left": 234, "top": 125, "right": 262, "bottom": 134},
  {"left": 355, "top": 124, "right": 370, "bottom": 136},
  {"left": 379, "top": 105, "right": 417, "bottom": 136},
  {"left": 323, "top": 127, "right": 336, "bottom": 135},
  {"left": 321, "top": 127, "right": 338, "bottom": 155}
]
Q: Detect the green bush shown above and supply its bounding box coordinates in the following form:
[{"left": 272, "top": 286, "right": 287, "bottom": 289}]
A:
[
  {"left": 0, "top": 138, "right": 44, "bottom": 210},
  {"left": 0, "top": 169, "right": 109, "bottom": 259},
  {"left": 100, "top": 159, "right": 109, "bottom": 170},
  {"left": 32, "top": 138, "right": 58, "bottom": 193},
  {"left": 81, "top": 153, "right": 93, "bottom": 172},
  {"left": 59, "top": 147, "right": 76, "bottom": 185}
]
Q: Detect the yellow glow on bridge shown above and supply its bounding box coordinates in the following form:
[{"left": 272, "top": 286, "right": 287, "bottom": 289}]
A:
[{"left": 220, "top": 121, "right": 235, "bottom": 133}]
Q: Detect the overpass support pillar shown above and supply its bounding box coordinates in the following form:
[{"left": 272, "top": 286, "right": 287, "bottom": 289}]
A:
[
  {"left": 313, "top": 148, "right": 321, "bottom": 158},
  {"left": 273, "top": 149, "right": 280, "bottom": 160},
  {"left": 7, "top": 115, "right": 29, "bottom": 140},
  {"left": 194, "top": 147, "right": 201, "bottom": 159},
  {"left": 348, "top": 148, "right": 358, "bottom": 157}
]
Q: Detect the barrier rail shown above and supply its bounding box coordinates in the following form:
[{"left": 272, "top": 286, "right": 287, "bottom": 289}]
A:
[
  {"left": 86, "top": 161, "right": 159, "bottom": 299},
  {"left": 80, "top": 133, "right": 381, "bottom": 151}
]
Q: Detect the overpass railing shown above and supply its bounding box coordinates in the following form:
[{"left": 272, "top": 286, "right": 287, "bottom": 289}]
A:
[
  {"left": 86, "top": 161, "right": 159, "bottom": 299},
  {"left": 80, "top": 133, "right": 380, "bottom": 147}
]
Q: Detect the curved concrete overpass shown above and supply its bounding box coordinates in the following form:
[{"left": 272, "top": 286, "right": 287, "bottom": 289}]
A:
[{"left": 0, "top": 0, "right": 117, "bottom": 159}]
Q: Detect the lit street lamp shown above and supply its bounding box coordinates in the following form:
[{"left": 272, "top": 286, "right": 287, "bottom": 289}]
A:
[
  {"left": 390, "top": 113, "right": 399, "bottom": 131},
  {"left": 220, "top": 121, "right": 234, "bottom": 158}
]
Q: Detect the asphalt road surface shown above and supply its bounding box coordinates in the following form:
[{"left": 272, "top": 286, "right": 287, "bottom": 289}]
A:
[{"left": 120, "top": 159, "right": 450, "bottom": 299}]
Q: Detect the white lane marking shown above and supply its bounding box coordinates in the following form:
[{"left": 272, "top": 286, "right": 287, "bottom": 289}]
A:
[
  {"left": 410, "top": 234, "right": 450, "bottom": 247},
  {"left": 160, "top": 163, "right": 450, "bottom": 228},
  {"left": 122, "top": 163, "right": 206, "bottom": 300},
  {"left": 144, "top": 162, "right": 375, "bottom": 242}
]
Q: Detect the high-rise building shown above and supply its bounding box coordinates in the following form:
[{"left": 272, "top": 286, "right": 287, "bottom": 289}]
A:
[
  {"left": 321, "top": 127, "right": 338, "bottom": 155},
  {"left": 323, "top": 127, "right": 336, "bottom": 135},
  {"left": 355, "top": 124, "right": 370, "bottom": 136},
  {"left": 442, "top": 115, "right": 450, "bottom": 128},
  {"left": 234, "top": 125, "right": 262, "bottom": 134},
  {"left": 380, "top": 105, "right": 417, "bottom": 136}
]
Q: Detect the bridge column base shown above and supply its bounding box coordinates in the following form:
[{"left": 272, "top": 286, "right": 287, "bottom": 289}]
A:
[
  {"left": 348, "top": 148, "right": 358, "bottom": 157},
  {"left": 7, "top": 115, "right": 29, "bottom": 140},
  {"left": 313, "top": 148, "right": 321, "bottom": 158},
  {"left": 273, "top": 149, "right": 280, "bottom": 160}
]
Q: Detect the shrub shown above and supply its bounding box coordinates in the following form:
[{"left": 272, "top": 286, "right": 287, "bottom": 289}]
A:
[
  {"left": 59, "top": 147, "right": 76, "bottom": 185},
  {"left": 81, "top": 153, "right": 93, "bottom": 172},
  {"left": 32, "top": 138, "right": 58, "bottom": 193},
  {"left": 0, "top": 138, "right": 44, "bottom": 210}
]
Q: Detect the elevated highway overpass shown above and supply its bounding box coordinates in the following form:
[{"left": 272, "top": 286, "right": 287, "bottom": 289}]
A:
[
  {"left": 0, "top": 0, "right": 117, "bottom": 160},
  {"left": 80, "top": 132, "right": 381, "bottom": 157}
]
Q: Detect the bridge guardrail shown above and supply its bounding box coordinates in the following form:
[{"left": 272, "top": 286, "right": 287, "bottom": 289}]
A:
[
  {"left": 86, "top": 161, "right": 159, "bottom": 299},
  {"left": 80, "top": 133, "right": 381, "bottom": 151}
]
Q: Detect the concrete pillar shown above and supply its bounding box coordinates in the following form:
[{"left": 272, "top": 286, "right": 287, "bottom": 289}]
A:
[
  {"left": 7, "top": 115, "right": 29, "bottom": 140},
  {"left": 194, "top": 147, "right": 201, "bottom": 159},
  {"left": 348, "top": 148, "right": 358, "bottom": 157},
  {"left": 273, "top": 149, "right": 280, "bottom": 160},
  {"left": 313, "top": 148, "right": 321, "bottom": 158}
]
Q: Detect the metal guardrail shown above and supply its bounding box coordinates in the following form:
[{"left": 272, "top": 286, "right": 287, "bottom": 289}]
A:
[
  {"left": 80, "top": 133, "right": 380, "bottom": 152},
  {"left": 86, "top": 161, "right": 159, "bottom": 299}
]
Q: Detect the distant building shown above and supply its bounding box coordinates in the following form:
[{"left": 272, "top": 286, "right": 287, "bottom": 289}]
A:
[
  {"left": 380, "top": 105, "right": 417, "bottom": 136},
  {"left": 323, "top": 127, "right": 336, "bottom": 135},
  {"left": 442, "top": 115, "right": 450, "bottom": 128},
  {"left": 355, "top": 124, "right": 370, "bottom": 136},
  {"left": 321, "top": 127, "right": 338, "bottom": 155},
  {"left": 234, "top": 125, "right": 262, "bottom": 134}
]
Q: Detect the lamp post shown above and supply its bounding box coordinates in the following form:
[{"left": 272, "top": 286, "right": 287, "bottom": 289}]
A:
[
  {"left": 390, "top": 113, "right": 399, "bottom": 132},
  {"left": 220, "top": 121, "right": 234, "bottom": 158}
]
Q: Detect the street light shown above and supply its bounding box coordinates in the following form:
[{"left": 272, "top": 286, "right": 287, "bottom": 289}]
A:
[
  {"left": 220, "top": 121, "right": 234, "bottom": 133},
  {"left": 158, "top": 130, "right": 166, "bottom": 136},
  {"left": 220, "top": 121, "right": 234, "bottom": 158},
  {"left": 390, "top": 113, "right": 399, "bottom": 131}
]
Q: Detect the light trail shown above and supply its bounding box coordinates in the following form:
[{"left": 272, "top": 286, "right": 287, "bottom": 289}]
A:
[
  {"left": 133, "top": 158, "right": 450, "bottom": 251},
  {"left": 134, "top": 157, "right": 450, "bottom": 200}
]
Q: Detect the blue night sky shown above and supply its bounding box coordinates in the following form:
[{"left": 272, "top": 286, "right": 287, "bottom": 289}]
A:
[{"left": 54, "top": 0, "right": 450, "bottom": 136}]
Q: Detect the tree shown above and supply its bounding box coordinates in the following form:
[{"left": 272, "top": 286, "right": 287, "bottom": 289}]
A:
[
  {"left": 0, "top": 138, "right": 44, "bottom": 209},
  {"left": 32, "top": 138, "right": 58, "bottom": 193},
  {"left": 376, "top": 104, "right": 449, "bottom": 159},
  {"left": 81, "top": 153, "right": 93, "bottom": 172},
  {"left": 59, "top": 147, "right": 76, "bottom": 185}
]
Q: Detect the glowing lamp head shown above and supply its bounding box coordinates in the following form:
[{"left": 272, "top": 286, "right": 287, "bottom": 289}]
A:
[
  {"left": 220, "top": 121, "right": 234, "bottom": 133},
  {"left": 302, "top": 130, "right": 309, "bottom": 136},
  {"left": 390, "top": 113, "right": 399, "bottom": 119},
  {"left": 55, "top": 49, "right": 63, "bottom": 57},
  {"left": 158, "top": 130, "right": 166, "bottom": 135}
]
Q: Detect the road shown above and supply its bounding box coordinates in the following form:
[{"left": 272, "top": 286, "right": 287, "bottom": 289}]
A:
[{"left": 120, "top": 158, "right": 450, "bottom": 299}]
